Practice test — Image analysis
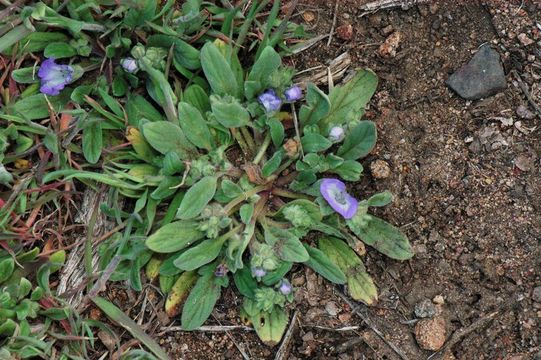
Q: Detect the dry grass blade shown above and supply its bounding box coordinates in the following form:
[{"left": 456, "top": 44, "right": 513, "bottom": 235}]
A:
[{"left": 91, "top": 296, "right": 170, "bottom": 360}]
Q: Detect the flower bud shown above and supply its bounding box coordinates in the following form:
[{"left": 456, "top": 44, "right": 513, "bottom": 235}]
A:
[
  {"left": 328, "top": 126, "right": 345, "bottom": 142},
  {"left": 120, "top": 57, "right": 138, "bottom": 73},
  {"left": 258, "top": 89, "right": 282, "bottom": 112},
  {"left": 252, "top": 266, "right": 266, "bottom": 278},
  {"left": 284, "top": 85, "right": 302, "bottom": 102},
  {"left": 278, "top": 279, "right": 292, "bottom": 295}
]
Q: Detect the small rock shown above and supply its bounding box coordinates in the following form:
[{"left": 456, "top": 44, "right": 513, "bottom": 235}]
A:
[
  {"left": 325, "top": 301, "right": 339, "bottom": 316},
  {"left": 302, "top": 331, "right": 314, "bottom": 342},
  {"left": 433, "top": 295, "right": 445, "bottom": 305},
  {"left": 370, "top": 159, "right": 391, "bottom": 179},
  {"left": 381, "top": 24, "right": 394, "bottom": 36},
  {"left": 532, "top": 286, "right": 541, "bottom": 303},
  {"left": 446, "top": 44, "right": 506, "bottom": 100},
  {"left": 429, "top": 3, "right": 439, "bottom": 14},
  {"left": 418, "top": 5, "right": 429, "bottom": 17},
  {"left": 336, "top": 24, "right": 353, "bottom": 41},
  {"left": 518, "top": 33, "right": 534, "bottom": 46},
  {"left": 415, "top": 299, "right": 437, "bottom": 318},
  {"left": 515, "top": 155, "right": 533, "bottom": 172},
  {"left": 414, "top": 316, "right": 447, "bottom": 351},
  {"left": 516, "top": 105, "right": 535, "bottom": 119},
  {"left": 302, "top": 10, "right": 315, "bottom": 22},
  {"left": 379, "top": 32, "right": 402, "bottom": 58},
  {"left": 338, "top": 312, "right": 352, "bottom": 322}
]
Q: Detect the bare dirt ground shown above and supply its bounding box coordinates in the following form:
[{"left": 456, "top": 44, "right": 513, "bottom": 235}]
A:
[{"left": 94, "top": 1, "right": 541, "bottom": 359}]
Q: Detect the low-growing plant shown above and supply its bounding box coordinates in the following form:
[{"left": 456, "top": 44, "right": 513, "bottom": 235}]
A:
[{"left": 1, "top": 0, "right": 413, "bottom": 349}]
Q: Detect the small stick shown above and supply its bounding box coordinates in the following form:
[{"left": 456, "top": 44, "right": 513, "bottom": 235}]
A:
[
  {"left": 511, "top": 70, "right": 541, "bottom": 118},
  {"left": 159, "top": 325, "right": 254, "bottom": 333},
  {"left": 274, "top": 310, "right": 299, "bottom": 360},
  {"left": 326, "top": 0, "right": 340, "bottom": 46},
  {"left": 291, "top": 103, "right": 304, "bottom": 158},
  {"left": 336, "top": 290, "right": 410, "bottom": 360},
  {"left": 360, "top": 0, "right": 430, "bottom": 12}
]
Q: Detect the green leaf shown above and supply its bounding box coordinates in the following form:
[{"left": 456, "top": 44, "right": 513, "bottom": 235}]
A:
[
  {"left": 301, "top": 133, "right": 332, "bottom": 153},
  {"left": 183, "top": 84, "right": 210, "bottom": 114},
  {"left": 234, "top": 267, "right": 257, "bottom": 299},
  {"left": 123, "top": 0, "right": 156, "bottom": 27},
  {"left": 11, "top": 67, "right": 39, "bottom": 84},
  {"left": 148, "top": 35, "right": 200, "bottom": 70},
  {"left": 221, "top": 179, "right": 243, "bottom": 198},
  {"left": 200, "top": 42, "right": 238, "bottom": 97},
  {"left": 173, "top": 238, "right": 224, "bottom": 271},
  {"left": 82, "top": 120, "right": 102, "bottom": 164},
  {"left": 10, "top": 92, "right": 70, "bottom": 120},
  {"left": 337, "top": 121, "right": 377, "bottom": 160},
  {"left": 91, "top": 297, "right": 170, "bottom": 360},
  {"left": 347, "top": 214, "right": 413, "bottom": 260},
  {"left": 303, "top": 244, "right": 346, "bottom": 284},
  {"left": 181, "top": 273, "right": 221, "bottom": 330},
  {"left": 329, "top": 160, "right": 363, "bottom": 181},
  {"left": 251, "top": 306, "right": 288, "bottom": 346},
  {"left": 245, "top": 46, "right": 281, "bottom": 99},
  {"left": 0, "top": 319, "right": 16, "bottom": 336},
  {"left": 178, "top": 102, "right": 214, "bottom": 151},
  {"left": 142, "top": 121, "right": 194, "bottom": 159},
  {"left": 267, "top": 228, "right": 309, "bottom": 262},
  {"left": 320, "top": 69, "right": 378, "bottom": 130},
  {"left": 146, "top": 221, "right": 205, "bottom": 253},
  {"left": 267, "top": 118, "right": 284, "bottom": 148},
  {"left": 262, "top": 261, "right": 293, "bottom": 286},
  {"left": 126, "top": 94, "right": 164, "bottom": 126},
  {"left": 177, "top": 176, "right": 217, "bottom": 220},
  {"left": 239, "top": 203, "right": 254, "bottom": 224},
  {"left": 0, "top": 257, "right": 14, "bottom": 284},
  {"left": 367, "top": 191, "right": 393, "bottom": 207},
  {"left": 165, "top": 270, "right": 197, "bottom": 317},
  {"left": 20, "top": 32, "right": 69, "bottom": 53},
  {"left": 210, "top": 95, "right": 250, "bottom": 128},
  {"left": 44, "top": 42, "right": 77, "bottom": 59},
  {"left": 262, "top": 150, "right": 283, "bottom": 178},
  {"left": 299, "top": 83, "right": 331, "bottom": 126},
  {"left": 318, "top": 237, "right": 377, "bottom": 305}
]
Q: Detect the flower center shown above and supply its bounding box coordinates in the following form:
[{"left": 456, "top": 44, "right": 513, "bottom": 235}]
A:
[{"left": 332, "top": 189, "right": 347, "bottom": 205}]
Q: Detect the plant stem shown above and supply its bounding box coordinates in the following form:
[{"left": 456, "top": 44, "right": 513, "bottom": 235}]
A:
[
  {"left": 291, "top": 103, "right": 304, "bottom": 158},
  {"left": 271, "top": 187, "right": 311, "bottom": 200},
  {"left": 224, "top": 184, "right": 270, "bottom": 215},
  {"left": 252, "top": 133, "right": 271, "bottom": 165},
  {"left": 231, "top": 128, "right": 250, "bottom": 155},
  {"left": 241, "top": 126, "right": 256, "bottom": 152}
]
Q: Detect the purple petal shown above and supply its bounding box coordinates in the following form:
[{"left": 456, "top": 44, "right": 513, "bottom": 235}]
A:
[
  {"left": 40, "top": 83, "right": 61, "bottom": 96},
  {"left": 37, "top": 58, "right": 56, "bottom": 79},
  {"left": 37, "top": 58, "right": 74, "bottom": 96},
  {"left": 258, "top": 89, "right": 282, "bottom": 112},
  {"left": 284, "top": 85, "right": 302, "bottom": 102},
  {"left": 278, "top": 279, "right": 292, "bottom": 295},
  {"left": 320, "top": 178, "right": 359, "bottom": 219}
]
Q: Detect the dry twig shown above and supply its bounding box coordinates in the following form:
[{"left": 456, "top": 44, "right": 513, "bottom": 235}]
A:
[{"left": 274, "top": 310, "right": 300, "bottom": 360}]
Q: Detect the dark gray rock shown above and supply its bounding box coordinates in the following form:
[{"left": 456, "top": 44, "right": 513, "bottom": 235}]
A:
[{"left": 446, "top": 44, "right": 506, "bottom": 100}]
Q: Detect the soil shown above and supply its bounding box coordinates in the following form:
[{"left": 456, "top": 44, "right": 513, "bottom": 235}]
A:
[{"left": 91, "top": 1, "right": 541, "bottom": 359}]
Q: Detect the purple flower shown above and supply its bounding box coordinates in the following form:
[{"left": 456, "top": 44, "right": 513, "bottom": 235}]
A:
[
  {"left": 278, "top": 279, "right": 292, "bottom": 295},
  {"left": 320, "top": 178, "right": 358, "bottom": 219},
  {"left": 121, "top": 57, "right": 138, "bottom": 73},
  {"left": 38, "top": 58, "right": 74, "bottom": 96},
  {"left": 258, "top": 89, "right": 282, "bottom": 112},
  {"left": 328, "top": 126, "right": 345, "bottom": 142},
  {"left": 284, "top": 85, "right": 302, "bottom": 102},
  {"left": 215, "top": 263, "right": 228, "bottom": 277},
  {"left": 252, "top": 266, "right": 266, "bottom": 278}
]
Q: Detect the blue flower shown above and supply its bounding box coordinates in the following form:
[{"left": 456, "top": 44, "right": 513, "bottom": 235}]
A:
[
  {"left": 328, "top": 126, "right": 345, "bottom": 142},
  {"left": 284, "top": 85, "right": 302, "bottom": 102},
  {"left": 37, "top": 58, "right": 74, "bottom": 96},
  {"left": 278, "top": 279, "right": 292, "bottom": 295},
  {"left": 320, "top": 178, "right": 358, "bottom": 219},
  {"left": 120, "top": 57, "right": 138, "bottom": 73},
  {"left": 252, "top": 266, "right": 267, "bottom": 278},
  {"left": 258, "top": 89, "right": 282, "bottom": 112}
]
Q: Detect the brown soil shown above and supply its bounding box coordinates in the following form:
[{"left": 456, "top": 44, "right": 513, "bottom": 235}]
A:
[{"left": 96, "top": 1, "right": 541, "bottom": 359}]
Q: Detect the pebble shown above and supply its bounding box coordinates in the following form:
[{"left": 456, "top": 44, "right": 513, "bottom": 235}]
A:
[
  {"left": 378, "top": 32, "right": 402, "bottom": 58},
  {"left": 532, "top": 286, "right": 541, "bottom": 303},
  {"left": 325, "top": 301, "right": 339, "bottom": 316},
  {"left": 336, "top": 24, "right": 353, "bottom": 41},
  {"left": 370, "top": 159, "right": 391, "bottom": 179},
  {"left": 518, "top": 33, "right": 534, "bottom": 46},
  {"left": 381, "top": 24, "right": 394, "bottom": 36},
  {"left": 516, "top": 105, "right": 535, "bottom": 119},
  {"left": 446, "top": 44, "right": 507, "bottom": 100},
  {"left": 433, "top": 295, "right": 445, "bottom": 305},
  {"left": 414, "top": 316, "right": 447, "bottom": 351},
  {"left": 415, "top": 299, "right": 437, "bottom": 318}
]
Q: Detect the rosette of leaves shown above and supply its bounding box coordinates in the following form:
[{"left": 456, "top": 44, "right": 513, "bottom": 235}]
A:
[{"left": 135, "top": 40, "right": 413, "bottom": 345}]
